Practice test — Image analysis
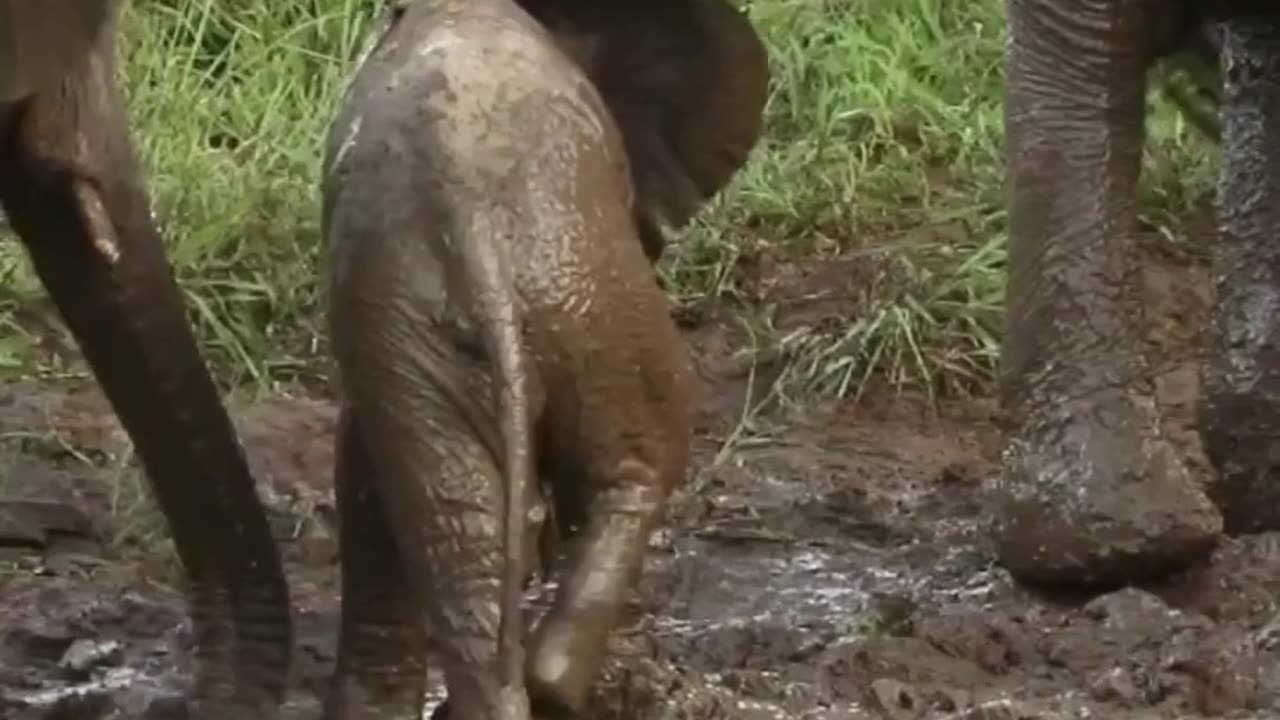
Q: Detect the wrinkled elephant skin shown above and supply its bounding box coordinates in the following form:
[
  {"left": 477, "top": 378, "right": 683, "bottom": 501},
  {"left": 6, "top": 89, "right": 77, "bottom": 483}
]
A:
[
  {"left": 997, "top": 1, "right": 1280, "bottom": 588},
  {"left": 0, "top": 1, "right": 292, "bottom": 717},
  {"left": 1199, "top": 14, "right": 1280, "bottom": 533},
  {"left": 319, "top": 1, "right": 766, "bottom": 719}
]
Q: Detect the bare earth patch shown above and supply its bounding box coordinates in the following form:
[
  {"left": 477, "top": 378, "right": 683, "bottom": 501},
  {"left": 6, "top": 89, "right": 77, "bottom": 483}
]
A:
[{"left": 3, "top": 235, "right": 1280, "bottom": 719}]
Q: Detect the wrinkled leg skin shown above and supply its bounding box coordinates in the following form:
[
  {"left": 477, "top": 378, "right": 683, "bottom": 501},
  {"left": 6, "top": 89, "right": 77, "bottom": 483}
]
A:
[
  {"left": 994, "top": 0, "right": 1222, "bottom": 588},
  {"left": 1199, "top": 12, "right": 1280, "bottom": 534},
  {"left": 327, "top": 314, "right": 540, "bottom": 720},
  {"left": 323, "top": 407, "right": 428, "bottom": 720},
  {"left": 0, "top": 2, "right": 292, "bottom": 717}
]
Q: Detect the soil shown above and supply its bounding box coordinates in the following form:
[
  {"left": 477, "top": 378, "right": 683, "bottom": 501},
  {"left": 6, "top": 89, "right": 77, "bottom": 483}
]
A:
[{"left": 4, "top": 225, "right": 1280, "bottom": 720}]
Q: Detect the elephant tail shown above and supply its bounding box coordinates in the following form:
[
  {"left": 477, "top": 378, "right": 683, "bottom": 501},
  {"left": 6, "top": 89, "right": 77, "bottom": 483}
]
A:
[{"left": 464, "top": 230, "right": 533, "bottom": 705}]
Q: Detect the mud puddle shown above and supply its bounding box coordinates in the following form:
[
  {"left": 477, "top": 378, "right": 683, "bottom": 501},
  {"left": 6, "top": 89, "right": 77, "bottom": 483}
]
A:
[{"left": 4, "top": 240, "right": 1280, "bottom": 719}]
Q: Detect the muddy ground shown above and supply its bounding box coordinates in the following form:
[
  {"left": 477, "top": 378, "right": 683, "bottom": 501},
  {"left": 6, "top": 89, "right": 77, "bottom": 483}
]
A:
[{"left": 4, "top": 227, "right": 1280, "bottom": 720}]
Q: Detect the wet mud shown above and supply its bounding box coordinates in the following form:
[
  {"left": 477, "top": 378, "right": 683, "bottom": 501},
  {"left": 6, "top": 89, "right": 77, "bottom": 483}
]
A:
[{"left": 4, "top": 229, "right": 1280, "bottom": 719}]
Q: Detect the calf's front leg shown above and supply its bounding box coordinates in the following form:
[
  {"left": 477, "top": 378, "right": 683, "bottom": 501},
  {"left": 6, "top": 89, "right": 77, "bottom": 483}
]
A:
[{"left": 526, "top": 343, "right": 696, "bottom": 715}]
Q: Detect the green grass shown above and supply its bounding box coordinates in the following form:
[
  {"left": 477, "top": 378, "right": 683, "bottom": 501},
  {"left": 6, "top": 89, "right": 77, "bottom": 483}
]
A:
[
  {"left": 0, "top": 0, "right": 1220, "bottom": 402},
  {"left": 666, "top": 0, "right": 1219, "bottom": 401}
]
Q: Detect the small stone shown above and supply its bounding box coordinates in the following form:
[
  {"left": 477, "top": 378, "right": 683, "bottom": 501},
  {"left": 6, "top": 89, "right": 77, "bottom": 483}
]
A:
[
  {"left": 867, "top": 592, "right": 915, "bottom": 637},
  {"left": 1254, "top": 612, "right": 1280, "bottom": 650},
  {"left": 0, "top": 499, "right": 93, "bottom": 548},
  {"left": 869, "top": 678, "right": 923, "bottom": 719},
  {"left": 45, "top": 688, "right": 112, "bottom": 719},
  {"left": 1082, "top": 587, "right": 1170, "bottom": 623},
  {"left": 57, "top": 638, "right": 122, "bottom": 679},
  {"left": 924, "top": 685, "right": 971, "bottom": 713},
  {"left": 143, "top": 691, "right": 192, "bottom": 719},
  {"left": 952, "top": 694, "right": 1050, "bottom": 720},
  {"left": 1089, "top": 666, "right": 1140, "bottom": 704}
]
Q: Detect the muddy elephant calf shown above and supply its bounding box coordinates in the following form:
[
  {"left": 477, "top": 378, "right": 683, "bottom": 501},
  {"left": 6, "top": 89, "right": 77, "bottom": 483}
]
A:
[{"left": 318, "top": 1, "right": 767, "bottom": 718}]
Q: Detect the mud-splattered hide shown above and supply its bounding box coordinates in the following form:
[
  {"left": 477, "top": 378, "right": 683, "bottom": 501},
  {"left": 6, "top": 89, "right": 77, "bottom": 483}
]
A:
[{"left": 317, "top": 0, "right": 761, "bottom": 718}]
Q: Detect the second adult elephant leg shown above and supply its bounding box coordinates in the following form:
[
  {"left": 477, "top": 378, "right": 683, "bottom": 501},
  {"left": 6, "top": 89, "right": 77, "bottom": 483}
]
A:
[
  {"left": 0, "top": 11, "right": 290, "bottom": 717},
  {"left": 1199, "top": 13, "right": 1280, "bottom": 533},
  {"left": 324, "top": 406, "right": 428, "bottom": 720},
  {"left": 995, "top": 0, "right": 1222, "bottom": 587}
]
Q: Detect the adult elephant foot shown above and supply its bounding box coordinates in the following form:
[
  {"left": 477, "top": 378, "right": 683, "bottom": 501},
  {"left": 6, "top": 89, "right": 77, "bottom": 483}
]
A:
[
  {"left": 999, "top": 0, "right": 1227, "bottom": 590},
  {"left": 995, "top": 387, "right": 1222, "bottom": 588},
  {"left": 1197, "top": 12, "right": 1280, "bottom": 536}
]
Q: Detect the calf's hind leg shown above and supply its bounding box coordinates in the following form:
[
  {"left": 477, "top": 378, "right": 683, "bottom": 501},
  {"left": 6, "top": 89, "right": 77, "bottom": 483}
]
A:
[
  {"left": 336, "top": 333, "right": 535, "bottom": 720},
  {"left": 324, "top": 406, "right": 428, "bottom": 720}
]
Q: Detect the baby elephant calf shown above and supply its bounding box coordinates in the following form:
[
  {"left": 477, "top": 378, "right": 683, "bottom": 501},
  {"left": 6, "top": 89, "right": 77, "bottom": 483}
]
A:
[{"left": 319, "top": 0, "right": 722, "bottom": 718}]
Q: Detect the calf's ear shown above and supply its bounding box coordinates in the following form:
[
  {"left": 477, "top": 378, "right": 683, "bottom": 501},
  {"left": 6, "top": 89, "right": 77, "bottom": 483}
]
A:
[{"left": 523, "top": 0, "right": 770, "bottom": 260}]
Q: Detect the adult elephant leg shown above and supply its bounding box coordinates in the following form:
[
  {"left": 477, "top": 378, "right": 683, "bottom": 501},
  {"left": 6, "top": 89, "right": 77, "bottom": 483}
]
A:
[
  {"left": 323, "top": 405, "right": 428, "bottom": 720},
  {"left": 1199, "top": 13, "right": 1280, "bottom": 533},
  {"left": 995, "top": 0, "right": 1221, "bottom": 587},
  {"left": 0, "top": 10, "right": 290, "bottom": 717}
]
